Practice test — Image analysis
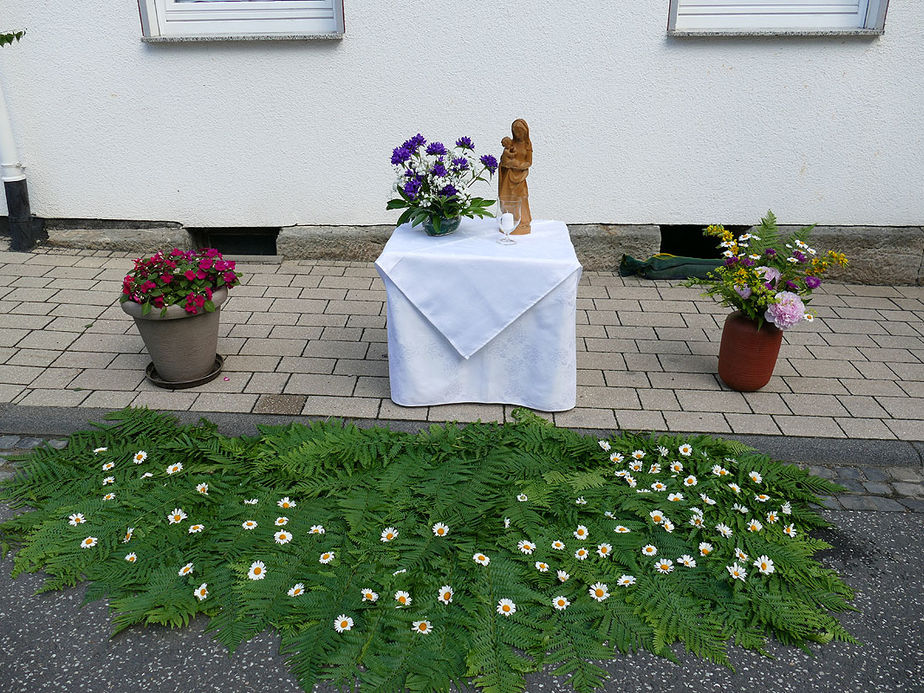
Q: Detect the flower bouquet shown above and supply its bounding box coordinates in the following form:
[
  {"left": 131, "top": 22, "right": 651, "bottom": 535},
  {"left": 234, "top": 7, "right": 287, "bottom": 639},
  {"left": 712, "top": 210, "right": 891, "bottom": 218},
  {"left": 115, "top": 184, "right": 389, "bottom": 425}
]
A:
[{"left": 387, "top": 134, "right": 498, "bottom": 236}]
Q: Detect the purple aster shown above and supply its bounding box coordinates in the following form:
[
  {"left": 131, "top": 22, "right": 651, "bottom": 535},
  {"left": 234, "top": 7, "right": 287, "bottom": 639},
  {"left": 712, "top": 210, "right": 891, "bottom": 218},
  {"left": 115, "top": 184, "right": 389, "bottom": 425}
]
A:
[
  {"left": 426, "top": 141, "right": 448, "bottom": 156},
  {"left": 451, "top": 156, "right": 470, "bottom": 171},
  {"left": 403, "top": 178, "right": 422, "bottom": 200},
  {"left": 805, "top": 276, "right": 821, "bottom": 289},
  {"left": 438, "top": 184, "right": 458, "bottom": 198},
  {"left": 724, "top": 257, "right": 739, "bottom": 267},
  {"left": 793, "top": 251, "right": 807, "bottom": 263},
  {"left": 431, "top": 161, "right": 448, "bottom": 178},
  {"left": 741, "top": 257, "right": 755, "bottom": 267},
  {"left": 391, "top": 146, "right": 411, "bottom": 166},
  {"left": 785, "top": 280, "right": 799, "bottom": 291},
  {"left": 403, "top": 133, "right": 426, "bottom": 152},
  {"left": 480, "top": 154, "right": 498, "bottom": 173},
  {"left": 455, "top": 136, "right": 474, "bottom": 150},
  {"left": 764, "top": 248, "right": 777, "bottom": 257}
]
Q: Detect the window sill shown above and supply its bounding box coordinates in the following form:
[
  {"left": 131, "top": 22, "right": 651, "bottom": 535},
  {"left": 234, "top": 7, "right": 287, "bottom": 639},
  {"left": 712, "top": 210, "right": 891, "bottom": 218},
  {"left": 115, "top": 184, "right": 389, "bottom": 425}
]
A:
[
  {"left": 142, "top": 32, "right": 344, "bottom": 43},
  {"left": 667, "top": 28, "right": 884, "bottom": 39}
]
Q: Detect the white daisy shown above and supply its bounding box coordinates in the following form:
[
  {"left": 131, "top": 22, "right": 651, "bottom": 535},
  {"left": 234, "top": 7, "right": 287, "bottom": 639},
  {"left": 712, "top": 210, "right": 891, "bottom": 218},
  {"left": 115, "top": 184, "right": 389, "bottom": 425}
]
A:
[
  {"left": 497, "top": 598, "right": 517, "bottom": 616},
  {"left": 133, "top": 450, "right": 147, "bottom": 464},
  {"left": 667, "top": 493, "right": 684, "bottom": 502},
  {"left": 599, "top": 440, "right": 611, "bottom": 452},
  {"left": 641, "top": 544, "right": 658, "bottom": 557},
  {"left": 733, "top": 503, "right": 749, "bottom": 514},
  {"left": 277, "top": 497, "right": 295, "bottom": 509},
  {"left": 333, "top": 615, "right": 353, "bottom": 633},
  {"left": 735, "top": 547, "right": 749, "bottom": 562},
  {"left": 662, "top": 520, "right": 675, "bottom": 533},
  {"left": 102, "top": 462, "right": 115, "bottom": 471},
  {"left": 288, "top": 583, "right": 305, "bottom": 597},
  {"left": 658, "top": 445, "right": 670, "bottom": 457},
  {"left": 244, "top": 499, "right": 259, "bottom": 505},
  {"left": 394, "top": 590, "right": 412, "bottom": 607},
  {"left": 102, "top": 492, "right": 115, "bottom": 501},
  {"left": 516, "top": 493, "right": 528, "bottom": 502},
  {"left": 670, "top": 461, "right": 684, "bottom": 473},
  {"left": 178, "top": 562, "right": 194, "bottom": 576},
  {"left": 610, "top": 452, "right": 624, "bottom": 464},
  {"left": 517, "top": 540, "right": 536, "bottom": 554},
  {"left": 309, "top": 524, "right": 325, "bottom": 535},
  {"left": 683, "top": 476, "right": 698, "bottom": 487},
  {"left": 589, "top": 582, "right": 610, "bottom": 601},
  {"left": 93, "top": 447, "right": 108, "bottom": 454},
  {"left": 552, "top": 595, "right": 570, "bottom": 610},
  {"left": 575, "top": 497, "right": 587, "bottom": 505},
  {"left": 689, "top": 515, "right": 704, "bottom": 529},
  {"left": 557, "top": 570, "right": 570, "bottom": 582},
  {"left": 614, "top": 525, "right": 631, "bottom": 534},
  {"left": 632, "top": 450, "right": 645, "bottom": 460},
  {"left": 68, "top": 513, "right": 86, "bottom": 526},
  {"left": 166, "top": 463, "right": 182, "bottom": 475},
  {"left": 715, "top": 523, "right": 732, "bottom": 538},
  {"left": 380, "top": 527, "right": 398, "bottom": 542},
  {"left": 122, "top": 527, "right": 134, "bottom": 543},
  {"left": 654, "top": 559, "right": 674, "bottom": 574},
  {"left": 597, "top": 543, "right": 612, "bottom": 558},
  {"left": 437, "top": 586, "right": 453, "bottom": 604},
  {"left": 781, "top": 502, "right": 792, "bottom": 515},
  {"left": 678, "top": 555, "right": 697, "bottom": 568},
  {"left": 678, "top": 444, "right": 693, "bottom": 456},
  {"left": 754, "top": 555, "right": 775, "bottom": 575},
  {"left": 614, "top": 470, "right": 628, "bottom": 478},
  {"left": 124, "top": 552, "right": 137, "bottom": 563},
  {"left": 242, "top": 520, "right": 257, "bottom": 530},
  {"left": 754, "top": 494, "right": 771, "bottom": 503},
  {"left": 412, "top": 620, "right": 432, "bottom": 634},
  {"left": 188, "top": 524, "right": 204, "bottom": 534},
  {"left": 573, "top": 525, "right": 588, "bottom": 540},
  {"left": 274, "top": 530, "right": 293, "bottom": 545},
  {"left": 711, "top": 465, "right": 729, "bottom": 477},
  {"left": 473, "top": 553, "right": 490, "bottom": 566},
  {"left": 319, "top": 552, "right": 334, "bottom": 564},
  {"left": 649, "top": 510, "right": 666, "bottom": 524},
  {"left": 552, "top": 540, "right": 566, "bottom": 550},
  {"left": 604, "top": 511, "right": 615, "bottom": 519},
  {"left": 648, "top": 464, "right": 661, "bottom": 474},
  {"left": 749, "top": 471, "right": 763, "bottom": 484},
  {"left": 432, "top": 523, "right": 449, "bottom": 537},
  {"left": 196, "top": 483, "right": 208, "bottom": 494},
  {"left": 248, "top": 561, "right": 266, "bottom": 580},
  {"left": 625, "top": 476, "right": 637, "bottom": 488},
  {"left": 727, "top": 563, "right": 747, "bottom": 581},
  {"left": 275, "top": 517, "right": 289, "bottom": 526},
  {"left": 700, "top": 493, "right": 717, "bottom": 505},
  {"left": 194, "top": 583, "right": 209, "bottom": 601},
  {"left": 617, "top": 575, "right": 636, "bottom": 587},
  {"left": 747, "top": 519, "right": 764, "bottom": 533},
  {"left": 728, "top": 483, "right": 741, "bottom": 493},
  {"left": 651, "top": 482, "right": 667, "bottom": 492},
  {"left": 140, "top": 473, "right": 153, "bottom": 480},
  {"left": 783, "top": 524, "right": 797, "bottom": 538},
  {"left": 102, "top": 476, "right": 115, "bottom": 486},
  {"left": 361, "top": 588, "right": 379, "bottom": 602},
  {"left": 766, "top": 511, "right": 779, "bottom": 524},
  {"left": 629, "top": 461, "right": 643, "bottom": 472},
  {"left": 535, "top": 561, "right": 550, "bottom": 572},
  {"left": 699, "top": 542, "right": 714, "bottom": 556},
  {"left": 168, "top": 508, "right": 187, "bottom": 524},
  {"left": 574, "top": 547, "right": 589, "bottom": 560},
  {"left": 504, "top": 518, "right": 511, "bottom": 528}
]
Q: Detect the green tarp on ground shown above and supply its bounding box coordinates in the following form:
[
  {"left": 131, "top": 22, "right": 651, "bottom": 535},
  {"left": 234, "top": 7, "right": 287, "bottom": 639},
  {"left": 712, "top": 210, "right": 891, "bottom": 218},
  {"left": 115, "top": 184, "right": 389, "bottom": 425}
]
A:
[{"left": 619, "top": 253, "right": 722, "bottom": 280}]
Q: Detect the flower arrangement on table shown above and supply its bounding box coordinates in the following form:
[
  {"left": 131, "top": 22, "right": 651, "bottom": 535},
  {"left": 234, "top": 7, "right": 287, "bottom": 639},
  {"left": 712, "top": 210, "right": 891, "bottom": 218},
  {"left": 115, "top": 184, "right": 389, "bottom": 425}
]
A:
[
  {"left": 689, "top": 211, "right": 848, "bottom": 330},
  {"left": 120, "top": 248, "right": 242, "bottom": 317},
  {"left": 387, "top": 134, "right": 498, "bottom": 236}
]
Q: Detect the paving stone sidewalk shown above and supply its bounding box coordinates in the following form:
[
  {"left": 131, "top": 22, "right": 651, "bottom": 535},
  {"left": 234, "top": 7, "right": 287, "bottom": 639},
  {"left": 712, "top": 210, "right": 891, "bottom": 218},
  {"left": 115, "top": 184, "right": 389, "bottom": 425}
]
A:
[{"left": 0, "top": 242, "right": 921, "bottom": 441}]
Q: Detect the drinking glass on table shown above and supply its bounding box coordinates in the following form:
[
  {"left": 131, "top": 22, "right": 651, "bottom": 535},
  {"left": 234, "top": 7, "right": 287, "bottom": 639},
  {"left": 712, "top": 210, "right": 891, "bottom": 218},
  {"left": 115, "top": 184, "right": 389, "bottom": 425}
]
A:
[{"left": 496, "top": 198, "right": 521, "bottom": 245}]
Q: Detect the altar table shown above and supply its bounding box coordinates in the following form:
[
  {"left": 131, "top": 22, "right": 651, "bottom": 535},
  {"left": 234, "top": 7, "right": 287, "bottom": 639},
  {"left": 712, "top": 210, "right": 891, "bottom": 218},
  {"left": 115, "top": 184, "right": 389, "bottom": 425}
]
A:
[{"left": 374, "top": 218, "right": 582, "bottom": 412}]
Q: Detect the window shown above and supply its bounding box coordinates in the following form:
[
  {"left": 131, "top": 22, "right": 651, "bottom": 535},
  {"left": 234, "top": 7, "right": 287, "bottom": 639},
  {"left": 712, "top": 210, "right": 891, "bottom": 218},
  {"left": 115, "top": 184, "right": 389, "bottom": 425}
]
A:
[
  {"left": 668, "top": 0, "right": 889, "bottom": 34},
  {"left": 138, "top": 0, "right": 344, "bottom": 41}
]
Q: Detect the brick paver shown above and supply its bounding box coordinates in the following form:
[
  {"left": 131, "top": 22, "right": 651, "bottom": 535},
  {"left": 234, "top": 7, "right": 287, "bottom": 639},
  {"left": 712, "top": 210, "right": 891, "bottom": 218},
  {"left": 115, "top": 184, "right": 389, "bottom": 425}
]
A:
[{"left": 0, "top": 242, "right": 921, "bottom": 441}]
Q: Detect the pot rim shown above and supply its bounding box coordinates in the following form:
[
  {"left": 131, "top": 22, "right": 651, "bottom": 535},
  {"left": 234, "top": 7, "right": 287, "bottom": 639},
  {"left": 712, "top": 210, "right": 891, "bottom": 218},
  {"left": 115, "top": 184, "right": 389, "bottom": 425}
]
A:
[{"left": 120, "top": 286, "right": 229, "bottom": 322}]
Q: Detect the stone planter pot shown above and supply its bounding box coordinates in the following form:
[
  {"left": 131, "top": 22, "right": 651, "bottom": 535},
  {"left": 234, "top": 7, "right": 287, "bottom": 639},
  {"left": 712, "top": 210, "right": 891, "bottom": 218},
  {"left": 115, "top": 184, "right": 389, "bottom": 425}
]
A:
[
  {"left": 121, "top": 288, "right": 228, "bottom": 386},
  {"left": 717, "top": 311, "right": 783, "bottom": 392}
]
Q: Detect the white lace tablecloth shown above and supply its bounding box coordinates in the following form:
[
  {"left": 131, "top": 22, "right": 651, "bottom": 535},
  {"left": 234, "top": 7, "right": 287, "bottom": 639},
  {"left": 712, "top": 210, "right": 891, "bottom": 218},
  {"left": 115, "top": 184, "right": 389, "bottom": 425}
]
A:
[{"left": 374, "top": 218, "right": 582, "bottom": 411}]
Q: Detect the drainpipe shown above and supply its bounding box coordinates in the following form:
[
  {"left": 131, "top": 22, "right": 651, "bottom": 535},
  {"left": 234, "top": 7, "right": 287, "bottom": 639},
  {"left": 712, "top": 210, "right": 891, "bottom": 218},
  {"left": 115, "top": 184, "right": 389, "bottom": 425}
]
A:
[{"left": 0, "top": 78, "right": 44, "bottom": 251}]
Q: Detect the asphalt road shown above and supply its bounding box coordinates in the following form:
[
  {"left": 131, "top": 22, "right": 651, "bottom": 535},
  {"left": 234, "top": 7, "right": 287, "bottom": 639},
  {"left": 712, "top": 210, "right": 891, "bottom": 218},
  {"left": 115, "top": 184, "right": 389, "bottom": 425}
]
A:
[{"left": 1, "top": 508, "right": 921, "bottom": 693}]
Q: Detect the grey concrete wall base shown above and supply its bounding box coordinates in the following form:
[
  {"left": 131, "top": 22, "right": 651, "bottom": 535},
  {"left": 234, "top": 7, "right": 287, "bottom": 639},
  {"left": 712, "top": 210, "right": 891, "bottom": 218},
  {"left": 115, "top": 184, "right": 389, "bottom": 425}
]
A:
[
  {"left": 775, "top": 225, "right": 924, "bottom": 285},
  {"left": 568, "top": 224, "right": 661, "bottom": 271},
  {"left": 276, "top": 225, "right": 394, "bottom": 262},
  {"left": 45, "top": 224, "right": 190, "bottom": 254}
]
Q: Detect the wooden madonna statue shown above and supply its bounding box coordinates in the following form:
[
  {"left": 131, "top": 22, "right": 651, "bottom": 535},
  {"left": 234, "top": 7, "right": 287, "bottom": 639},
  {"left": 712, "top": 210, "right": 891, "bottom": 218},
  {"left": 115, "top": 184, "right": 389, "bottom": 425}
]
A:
[{"left": 498, "top": 119, "right": 532, "bottom": 235}]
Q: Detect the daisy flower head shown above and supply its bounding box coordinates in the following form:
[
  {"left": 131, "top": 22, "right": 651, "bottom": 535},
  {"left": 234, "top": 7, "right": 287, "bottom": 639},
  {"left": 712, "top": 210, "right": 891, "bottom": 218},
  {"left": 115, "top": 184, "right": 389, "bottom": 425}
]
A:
[
  {"left": 166, "top": 463, "right": 183, "bottom": 475},
  {"left": 394, "top": 590, "right": 412, "bottom": 607},
  {"left": 654, "top": 559, "right": 674, "bottom": 574},
  {"left": 679, "top": 555, "right": 697, "bottom": 568},
  {"left": 689, "top": 515, "right": 704, "bottom": 529},
  {"left": 309, "top": 524, "right": 325, "bottom": 535},
  {"left": 648, "top": 463, "right": 661, "bottom": 474},
  {"left": 124, "top": 552, "right": 137, "bottom": 563},
  {"left": 319, "top": 551, "right": 334, "bottom": 564},
  {"left": 629, "top": 461, "right": 643, "bottom": 472},
  {"left": 123, "top": 527, "right": 134, "bottom": 543},
  {"left": 102, "top": 462, "right": 115, "bottom": 471},
  {"left": 766, "top": 511, "right": 779, "bottom": 524},
  {"left": 412, "top": 620, "right": 432, "bottom": 634},
  {"left": 102, "top": 476, "right": 115, "bottom": 486},
  {"left": 140, "top": 472, "right": 153, "bottom": 480},
  {"left": 277, "top": 497, "right": 295, "bottom": 509},
  {"left": 667, "top": 493, "right": 684, "bottom": 502},
  {"left": 783, "top": 524, "right": 797, "bottom": 538},
  {"left": 574, "top": 547, "right": 589, "bottom": 560},
  {"left": 632, "top": 449, "right": 646, "bottom": 460},
  {"left": 599, "top": 440, "right": 611, "bottom": 452},
  {"left": 243, "top": 498, "right": 258, "bottom": 505},
  {"left": 610, "top": 452, "right": 624, "bottom": 464},
  {"left": 517, "top": 540, "right": 536, "bottom": 554},
  {"left": 625, "top": 476, "right": 637, "bottom": 488},
  {"left": 651, "top": 482, "right": 667, "bottom": 492},
  {"left": 93, "top": 447, "right": 108, "bottom": 454},
  {"left": 552, "top": 595, "right": 570, "bottom": 610},
  {"left": 700, "top": 493, "right": 717, "bottom": 506},
  {"left": 678, "top": 444, "right": 693, "bottom": 457},
  {"left": 274, "top": 530, "right": 293, "bottom": 544},
  {"left": 535, "top": 560, "right": 550, "bottom": 572},
  {"left": 133, "top": 450, "right": 147, "bottom": 464},
  {"left": 662, "top": 520, "right": 675, "bottom": 533},
  {"left": 194, "top": 583, "right": 209, "bottom": 601},
  {"left": 516, "top": 493, "right": 528, "bottom": 502},
  {"left": 557, "top": 570, "right": 570, "bottom": 582},
  {"left": 275, "top": 517, "right": 288, "bottom": 526},
  {"left": 614, "top": 525, "right": 631, "bottom": 534},
  {"left": 242, "top": 520, "right": 257, "bottom": 530},
  {"left": 658, "top": 445, "right": 670, "bottom": 457},
  {"left": 699, "top": 542, "right": 714, "bottom": 556},
  {"left": 641, "top": 544, "right": 658, "bottom": 557},
  {"left": 575, "top": 496, "right": 587, "bottom": 505},
  {"left": 589, "top": 582, "right": 610, "bottom": 601},
  {"left": 597, "top": 543, "right": 612, "bottom": 558},
  {"left": 748, "top": 519, "right": 763, "bottom": 533},
  {"left": 715, "top": 523, "right": 733, "bottom": 538},
  {"left": 334, "top": 615, "right": 353, "bottom": 633},
  {"left": 168, "top": 508, "right": 187, "bottom": 524},
  {"left": 734, "top": 547, "right": 749, "bottom": 561},
  {"left": 727, "top": 563, "right": 747, "bottom": 582},
  {"left": 68, "top": 513, "right": 86, "bottom": 526},
  {"left": 188, "top": 524, "right": 204, "bottom": 534},
  {"left": 711, "top": 465, "right": 729, "bottom": 477},
  {"left": 288, "top": 583, "right": 305, "bottom": 597},
  {"left": 683, "top": 476, "right": 698, "bottom": 487},
  {"left": 573, "top": 525, "right": 588, "bottom": 540},
  {"left": 650, "top": 510, "right": 666, "bottom": 525},
  {"left": 438, "top": 586, "right": 454, "bottom": 604},
  {"left": 604, "top": 511, "right": 615, "bottom": 518},
  {"left": 728, "top": 483, "right": 741, "bottom": 493},
  {"left": 248, "top": 561, "right": 266, "bottom": 580},
  {"left": 670, "top": 461, "right": 684, "bottom": 473},
  {"left": 614, "top": 470, "right": 627, "bottom": 478},
  {"left": 749, "top": 471, "right": 763, "bottom": 484},
  {"left": 754, "top": 493, "right": 771, "bottom": 503},
  {"left": 496, "top": 597, "right": 517, "bottom": 617},
  {"left": 473, "top": 552, "right": 490, "bottom": 566},
  {"left": 432, "top": 522, "right": 449, "bottom": 537},
  {"left": 179, "top": 562, "right": 194, "bottom": 576},
  {"left": 361, "top": 588, "right": 379, "bottom": 602},
  {"left": 552, "top": 540, "right": 566, "bottom": 550},
  {"left": 380, "top": 527, "right": 398, "bottom": 542},
  {"left": 196, "top": 483, "right": 208, "bottom": 494},
  {"left": 732, "top": 503, "right": 749, "bottom": 514},
  {"left": 504, "top": 518, "right": 511, "bottom": 528},
  {"left": 754, "top": 555, "right": 775, "bottom": 575},
  {"left": 781, "top": 502, "right": 792, "bottom": 515},
  {"left": 102, "top": 492, "right": 115, "bottom": 501},
  {"left": 617, "top": 574, "right": 636, "bottom": 587}
]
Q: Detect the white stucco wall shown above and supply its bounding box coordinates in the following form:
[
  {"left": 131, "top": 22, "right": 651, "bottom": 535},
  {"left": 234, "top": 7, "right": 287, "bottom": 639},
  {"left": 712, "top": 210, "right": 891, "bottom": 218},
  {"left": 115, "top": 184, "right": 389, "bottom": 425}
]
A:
[{"left": 0, "top": 2, "right": 921, "bottom": 227}]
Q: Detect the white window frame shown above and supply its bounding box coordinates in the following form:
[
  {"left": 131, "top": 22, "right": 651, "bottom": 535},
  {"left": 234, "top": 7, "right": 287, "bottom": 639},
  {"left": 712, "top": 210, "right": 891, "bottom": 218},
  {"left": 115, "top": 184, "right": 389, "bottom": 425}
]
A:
[
  {"left": 138, "top": 0, "right": 345, "bottom": 41},
  {"left": 668, "top": 0, "right": 889, "bottom": 35}
]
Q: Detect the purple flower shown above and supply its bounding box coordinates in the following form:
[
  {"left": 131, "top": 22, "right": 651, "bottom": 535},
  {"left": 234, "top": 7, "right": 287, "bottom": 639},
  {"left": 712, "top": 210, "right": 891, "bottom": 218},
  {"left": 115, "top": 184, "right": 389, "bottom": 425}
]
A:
[
  {"left": 793, "top": 251, "right": 807, "bottom": 263},
  {"left": 724, "top": 257, "right": 739, "bottom": 267},
  {"left": 451, "top": 156, "right": 470, "bottom": 171},
  {"left": 734, "top": 285, "right": 752, "bottom": 299},
  {"left": 764, "top": 291, "right": 806, "bottom": 330},
  {"left": 764, "top": 248, "right": 777, "bottom": 257},
  {"left": 785, "top": 280, "right": 799, "bottom": 291},
  {"left": 480, "top": 154, "right": 498, "bottom": 173},
  {"left": 426, "top": 142, "right": 448, "bottom": 156},
  {"left": 756, "top": 266, "right": 781, "bottom": 286},
  {"left": 391, "top": 146, "right": 411, "bottom": 166},
  {"left": 403, "top": 133, "right": 426, "bottom": 152},
  {"left": 403, "top": 178, "right": 422, "bottom": 200},
  {"left": 805, "top": 276, "right": 821, "bottom": 289},
  {"left": 455, "top": 136, "right": 474, "bottom": 150},
  {"left": 741, "top": 257, "right": 755, "bottom": 267},
  {"left": 438, "top": 184, "right": 458, "bottom": 197},
  {"left": 431, "top": 161, "right": 448, "bottom": 178}
]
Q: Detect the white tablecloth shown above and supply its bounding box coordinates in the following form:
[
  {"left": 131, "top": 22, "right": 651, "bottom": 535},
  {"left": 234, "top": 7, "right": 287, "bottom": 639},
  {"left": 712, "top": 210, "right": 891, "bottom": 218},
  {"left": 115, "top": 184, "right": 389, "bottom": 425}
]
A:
[{"left": 375, "top": 218, "right": 582, "bottom": 411}]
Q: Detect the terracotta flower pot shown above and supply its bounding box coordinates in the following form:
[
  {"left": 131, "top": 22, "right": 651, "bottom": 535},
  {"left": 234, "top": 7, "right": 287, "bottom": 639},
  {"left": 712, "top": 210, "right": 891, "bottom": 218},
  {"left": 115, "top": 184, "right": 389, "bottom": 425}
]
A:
[
  {"left": 121, "top": 288, "right": 228, "bottom": 385},
  {"left": 717, "top": 311, "right": 783, "bottom": 392}
]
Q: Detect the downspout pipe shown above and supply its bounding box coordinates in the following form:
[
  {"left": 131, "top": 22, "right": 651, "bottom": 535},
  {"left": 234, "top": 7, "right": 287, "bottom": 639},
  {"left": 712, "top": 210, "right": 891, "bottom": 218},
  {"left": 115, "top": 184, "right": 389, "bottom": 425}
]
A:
[{"left": 0, "top": 78, "right": 44, "bottom": 251}]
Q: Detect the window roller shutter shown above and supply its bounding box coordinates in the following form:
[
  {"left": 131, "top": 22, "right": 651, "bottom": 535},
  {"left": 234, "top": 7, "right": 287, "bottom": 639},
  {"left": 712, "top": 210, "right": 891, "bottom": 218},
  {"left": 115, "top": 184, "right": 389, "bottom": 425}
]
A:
[{"left": 673, "top": 0, "right": 873, "bottom": 30}]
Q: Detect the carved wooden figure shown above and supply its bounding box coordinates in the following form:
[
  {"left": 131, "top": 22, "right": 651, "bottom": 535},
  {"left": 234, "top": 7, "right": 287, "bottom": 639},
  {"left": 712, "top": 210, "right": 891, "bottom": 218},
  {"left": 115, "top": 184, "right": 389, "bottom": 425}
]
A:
[{"left": 498, "top": 119, "right": 532, "bottom": 235}]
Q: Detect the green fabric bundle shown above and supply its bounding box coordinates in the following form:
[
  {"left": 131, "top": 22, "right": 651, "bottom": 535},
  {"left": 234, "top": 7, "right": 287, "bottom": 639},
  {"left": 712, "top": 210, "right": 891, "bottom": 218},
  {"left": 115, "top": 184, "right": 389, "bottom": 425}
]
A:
[{"left": 619, "top": 253, "right": 722, "bottom": 280}]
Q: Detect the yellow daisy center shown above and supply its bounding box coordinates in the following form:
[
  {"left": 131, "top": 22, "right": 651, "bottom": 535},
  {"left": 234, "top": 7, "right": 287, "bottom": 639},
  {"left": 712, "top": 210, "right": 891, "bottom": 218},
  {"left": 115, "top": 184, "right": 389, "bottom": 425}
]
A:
[
  {"left": 254, "top": 567, "right": 262, "bottom": 575},
  {"left": 340, "top": 620, "right": 349, "bottom": 628},
  {"left": 437, "top": 528, "right": 444, "bottom": 535},
  {"left": 502, "top": 605, "right": 510, "bottom": 612},
  {"left": 443, "top": 591, "right": 451, "bottom": 600},
  {"left": 418, "top": 623, "right": 428, "bottom": 632},
  {"left": 595, "top": 588, "right": 604, "bottom": 597},
  {"left": 601, "top": 547, "right": 608, "bottom": 554}
]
